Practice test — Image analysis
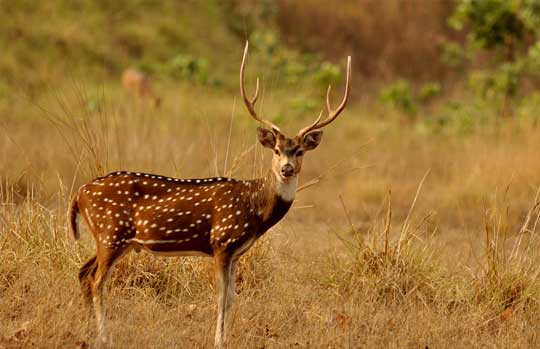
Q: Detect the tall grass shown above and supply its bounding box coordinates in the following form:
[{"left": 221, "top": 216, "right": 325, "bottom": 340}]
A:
[{"left": 3, "top": 102, "right": 540, "bottom": 346}]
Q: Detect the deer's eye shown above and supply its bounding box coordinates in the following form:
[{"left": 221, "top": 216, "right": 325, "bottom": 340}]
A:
[
  {"left": 296, "top": 149, "right": 304, "bottom": 157},
  {"left": 274, "top": 148, "right": 280, "bottom": 155}
]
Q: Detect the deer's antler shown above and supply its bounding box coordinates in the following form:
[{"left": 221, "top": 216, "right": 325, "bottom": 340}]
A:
[
  {"left": 240, "top": 41, "right": 280, "bottom": 133},
  {"left": 298, "top": 56, "right": 351, "bottom": 137}
]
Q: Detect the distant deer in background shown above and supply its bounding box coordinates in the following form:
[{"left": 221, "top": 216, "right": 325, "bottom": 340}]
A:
[
  {"left": 121, "top": 68, "right": 161, "bottom": 108},
  {"left": 69, "top": 41, "right": 351, "bottom": 348}
]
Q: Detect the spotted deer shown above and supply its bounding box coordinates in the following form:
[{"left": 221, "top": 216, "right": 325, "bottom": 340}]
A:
[
  {"left": 69, "top": 41, "right": 351, "bottom": 348},
  {"left": 121, "top": 68, "right": 161, "bottom": 108}
]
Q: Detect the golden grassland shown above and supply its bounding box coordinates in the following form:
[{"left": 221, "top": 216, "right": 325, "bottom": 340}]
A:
[
  {"left": 2, "top": 81, "right": 540, "bottom": 348},
  {"left": 3, "top": 1, "right": 540, "bottom": 347}
]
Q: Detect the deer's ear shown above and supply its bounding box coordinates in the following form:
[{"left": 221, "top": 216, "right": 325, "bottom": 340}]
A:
[
  {"left": 302, "top": 130, "right": 323, "bottom": 150},
  {"left": 257, "top": 127, "right": 276, "bottom": 149}
]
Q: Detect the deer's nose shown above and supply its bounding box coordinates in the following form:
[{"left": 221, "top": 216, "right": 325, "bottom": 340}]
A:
[{"left": 281, "top": 164, "right": 295, "bottom": 177}]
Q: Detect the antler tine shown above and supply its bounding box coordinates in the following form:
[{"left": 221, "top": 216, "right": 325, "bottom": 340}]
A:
[
  {"left": 315, "top": 56, "right": 351, "bottom": 129},
  {"left": 240, "top": 41, "right": 280, "bottom": 132},
  {"left": 297, "top": 109, "right": 323, "bottom": 137},
  {"left": 251, "top": 77, "right": 259, "bottom": 104},
  {"left": 298, "top": 56, "right": 351, "bottom": 137},
  {"left": 326, "top": 84, "right": 333, "bottom": 115}
]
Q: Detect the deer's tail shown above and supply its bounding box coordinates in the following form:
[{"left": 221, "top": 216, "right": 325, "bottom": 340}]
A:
[{"left": 68, "top": 193, "right": 80, "bottom": 241}]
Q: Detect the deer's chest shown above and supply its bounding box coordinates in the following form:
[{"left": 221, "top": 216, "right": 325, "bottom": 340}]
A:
[{"left": 260, "top": 197, "right": 293, "bottom": 233}]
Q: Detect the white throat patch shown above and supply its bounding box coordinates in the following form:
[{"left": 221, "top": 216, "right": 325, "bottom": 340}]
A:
[{"left": 274, "top": 172, "right": 298, "bottom": 202}]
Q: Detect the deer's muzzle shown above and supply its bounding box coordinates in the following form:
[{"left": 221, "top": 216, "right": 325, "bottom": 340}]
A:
[{"left": 281, "top": 164, "right": 295, "bottom": 178}]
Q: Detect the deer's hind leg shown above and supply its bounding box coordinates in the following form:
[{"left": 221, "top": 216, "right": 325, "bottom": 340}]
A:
[
  {"left": 84, "top": 241, "right": 133, "bottom": 344},
  {"left": 79, "top": 255, "right": 98, "bottom": 319}
]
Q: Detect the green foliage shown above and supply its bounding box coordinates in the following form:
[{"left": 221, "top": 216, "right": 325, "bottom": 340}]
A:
[
  {"left": 527, "top": 42, "right": 540, "bottom": 74},
  {"left": 380, "top": 80, "right": 443, "bottom": 116},
  {"left": 467, "top": 63, "right": 526, "bottom": 99},
  {"left": 517, "top": 0, "right": 540, "bottom": 30},
  {"left": 313, "top": 62, "right": 342, "bottom": 92},
  {"left": 420, "top": 90, "right": 540, "bottom": 137},
  {"left": 136, "top": 53, "right": 215, "bottom": 85},
  {"left": 251, "top": 30, "right": 281, "bottom": 57},
  {"left": 449, "top": 0, "right": 526, "bottom": 50},
  {"left": 380, "top": 80, "right": 417, "bottom": 115},
  {"left": 440, "top": 41, "right": 468, "bottom": 68},
  {"left": 494, "top": 60, "right": 526, "bottom": 97},
  {"left": 282, "top": 61, "right": 310, "bottom": 84},
  {"left": 515, "top": 92, "right": 540, "bottom": 124},
  {"left": 239, "top": 28, "right": 348, "bottom": 117},
  {"left": 289, "top": 97, "right": 318, "bottom": 115},
  {"left": 418, "top": 83, "right": 442, "bottom": 103},
  {"left": 419, "top": 100, "right": 491, "bottom": 137},
  {"left": 448, "top": 0, "right": 540, "bottom": 102},
  {"left": 164, "top": 54, "right": 210, "bottom": 84},
  {"left": 467, "top": 70, "right": 495, "bottom": 97},
  {"left": 220, "top": 0, "right": 278, "bottom": 39},
  {"left": 249, "top": 29, "right": 344, "bottom": 92}
]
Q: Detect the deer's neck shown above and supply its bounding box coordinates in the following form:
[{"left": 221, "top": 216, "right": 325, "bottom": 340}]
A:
[{"left": 253, "top": 171, "right": 296, "bottom": 233}]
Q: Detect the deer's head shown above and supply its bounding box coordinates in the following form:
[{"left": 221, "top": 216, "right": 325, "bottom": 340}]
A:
[{"left": 240, "top": 41, "right": 351, "bottom": 182}]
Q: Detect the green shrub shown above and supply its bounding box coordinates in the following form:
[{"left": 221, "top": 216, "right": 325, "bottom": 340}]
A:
[
  {"left": 440, "top": 41, "right": 467, "bottom": 68},
  {"left": 420, "top": 99, "right": 494, "bottom": 137},
  {"left": 449, "top": 0, "right": 540, "bottom": 105},
  {"left": 380, "top": 80, "right": 417, "bottom": 115},
  {"left": 313, "top": 62, "right": 341, "bottom": 92},
  {"left": 449, "top": 0, "right": 526, "bottom": 50},
  {"left": 418, "top": 82, "right": 442, "bottom": 103},
  {"left": 164, "top": 54, "right": 209, "bottom": 84}
]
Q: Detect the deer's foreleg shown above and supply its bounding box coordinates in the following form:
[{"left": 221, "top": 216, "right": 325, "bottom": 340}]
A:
[{"left": 214, "top": 252, "right": 237, "bottom": 349}]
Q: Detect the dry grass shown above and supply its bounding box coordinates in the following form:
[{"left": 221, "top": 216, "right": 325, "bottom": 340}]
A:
[
  {"left": 4, "top": 2, "right": 540, "bottom": 347},
  {"left": 2, "top": 87, "right": 540, "bottom": 348}
]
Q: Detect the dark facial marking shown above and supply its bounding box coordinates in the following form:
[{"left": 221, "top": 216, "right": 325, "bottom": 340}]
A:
[{"left": 277, "top": 138, "right": 300, "bottom": 156}]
